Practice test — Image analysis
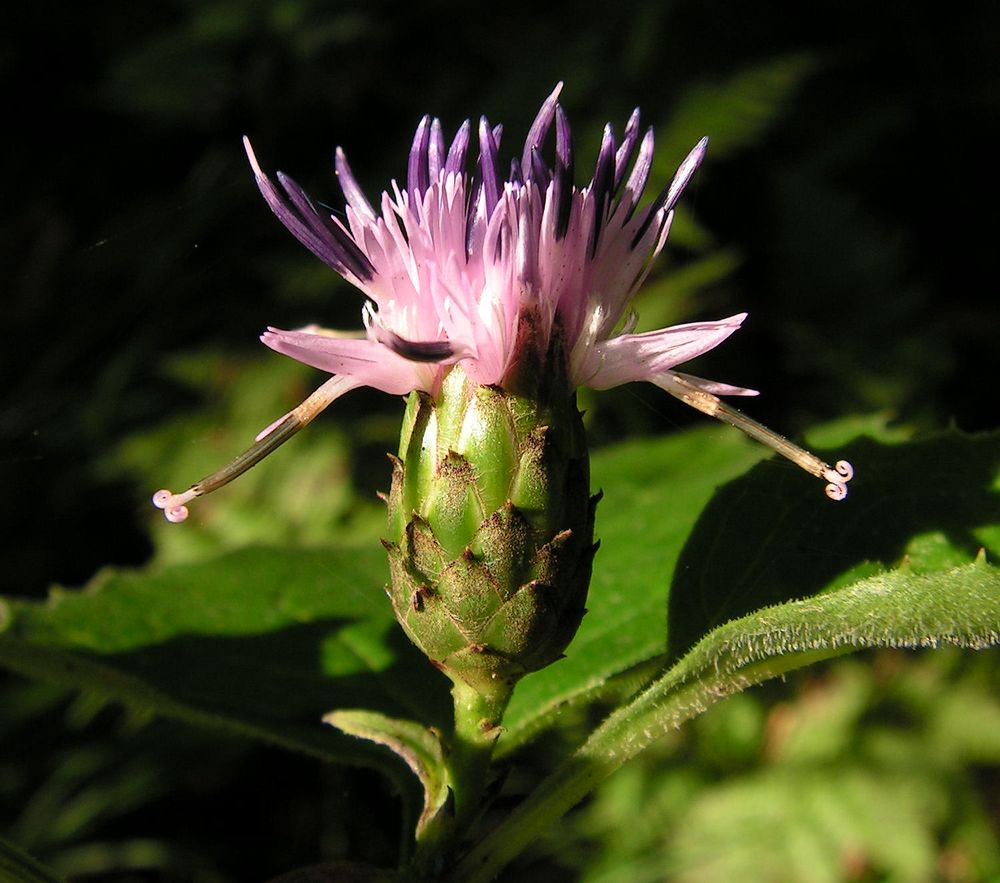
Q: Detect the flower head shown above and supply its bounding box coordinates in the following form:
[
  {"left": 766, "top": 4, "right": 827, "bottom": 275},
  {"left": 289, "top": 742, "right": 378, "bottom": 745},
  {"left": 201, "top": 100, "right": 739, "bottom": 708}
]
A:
[{"left": 154, "top": 83, "right": 852, "bottom": 524}]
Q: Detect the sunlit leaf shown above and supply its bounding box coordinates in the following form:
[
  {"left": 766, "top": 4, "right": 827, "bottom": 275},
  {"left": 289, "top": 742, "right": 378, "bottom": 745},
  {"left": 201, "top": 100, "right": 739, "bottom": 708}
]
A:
[
  {"left": 0, "top": 545, "right": 450, "bottom": 779},
  {"left": 502, "top": 425, "right": 1000, "bottom": 754},
  {"left": 326, "top": 710, "right": 450, "bottom": 845},
  {"left": 456, "top": 561, "right": 1000, "bottom": 883}
]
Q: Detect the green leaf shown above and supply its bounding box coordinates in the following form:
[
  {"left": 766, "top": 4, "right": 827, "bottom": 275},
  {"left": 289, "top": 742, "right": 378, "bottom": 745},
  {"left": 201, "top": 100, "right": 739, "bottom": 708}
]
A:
[
  {"left": 500, "top": 427, "right": 765, "bottom": 755},
  {"left": 501, "top": 425, "right": 1000, "bottom": 755},
  {"left": 663, "top": 766, "right": 945, "bottom": 883},
  {"left": 454, "top": 561, "right": 1000, "bottom": 883},
  {"left": 5, "top": 419, "right": 997, "bottom": 801},
  {"left": 668, "top": 427, "right": 1000, "bottom": 659},
  {"left": 0, "top": 837, "right": 65, "bottom": 883},
  {"left": 326, "top": 710, "right": 450, "bottom": 847},
  {"left": 563, "top": 649, "right": 1000, "bottom": 882},
  {"left": 0, "top": 546, "right": 451, "bottom": 775}
]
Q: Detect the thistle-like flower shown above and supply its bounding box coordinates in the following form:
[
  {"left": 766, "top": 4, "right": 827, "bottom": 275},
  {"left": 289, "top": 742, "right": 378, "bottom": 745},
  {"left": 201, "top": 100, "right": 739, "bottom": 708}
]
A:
[{"left": 153, "top": 83, "right": 852, "bottom": 693}]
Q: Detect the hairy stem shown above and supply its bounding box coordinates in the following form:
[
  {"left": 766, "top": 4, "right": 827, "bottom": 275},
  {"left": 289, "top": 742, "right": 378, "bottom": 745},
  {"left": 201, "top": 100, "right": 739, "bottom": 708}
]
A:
[
  {"left": 449, "top": 677, "right": 511, "bottom": 833},
  {"left": 450, "top": 650, "right": 838, "bottom": 883},
  {"left": 412, "top": 677, "right": 512, "bottom": 876}
]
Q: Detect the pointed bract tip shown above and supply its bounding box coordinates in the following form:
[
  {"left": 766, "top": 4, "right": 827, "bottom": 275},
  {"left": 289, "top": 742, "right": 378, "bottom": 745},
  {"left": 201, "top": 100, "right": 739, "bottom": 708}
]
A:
[
  {"left": 686, "top": 136, "right": 709, "bottom": 167},
  {"left": 661, "top": 137, "right": 710, "bottom": 214}
]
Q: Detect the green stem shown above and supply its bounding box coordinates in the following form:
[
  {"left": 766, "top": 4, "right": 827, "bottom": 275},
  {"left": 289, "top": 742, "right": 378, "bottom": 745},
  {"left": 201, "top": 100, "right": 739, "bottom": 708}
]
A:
[
  {"left": 410, "top": 676, "right": 512, "bottom": 877},
  {"left": 448, "top": 677, "right": 512, "bottom": 833},
  {"left": 450, "top": 649, "right": 841, "bottom": 883}
]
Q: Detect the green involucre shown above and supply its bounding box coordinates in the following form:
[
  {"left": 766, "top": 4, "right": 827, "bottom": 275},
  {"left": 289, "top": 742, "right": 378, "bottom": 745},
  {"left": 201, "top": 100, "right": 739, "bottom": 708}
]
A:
[{"left": 383, "top": 364, "right": 598, "bottom": 697}]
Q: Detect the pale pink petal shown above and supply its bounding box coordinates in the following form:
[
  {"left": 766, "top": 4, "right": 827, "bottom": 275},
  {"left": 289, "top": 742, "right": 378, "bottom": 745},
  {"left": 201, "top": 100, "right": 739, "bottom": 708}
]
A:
[
  {"left": 579, "top": 313, "right": 749, "bottom": 389},
  {"left": 261, "top": 328, "right": 432, "bottom": 395}
]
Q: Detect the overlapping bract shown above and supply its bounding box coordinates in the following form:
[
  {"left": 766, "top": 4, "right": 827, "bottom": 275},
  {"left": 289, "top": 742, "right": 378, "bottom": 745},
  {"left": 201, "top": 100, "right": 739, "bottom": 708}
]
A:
[{"left": 383, "top": 365, "right": 596, "bottom": 692}]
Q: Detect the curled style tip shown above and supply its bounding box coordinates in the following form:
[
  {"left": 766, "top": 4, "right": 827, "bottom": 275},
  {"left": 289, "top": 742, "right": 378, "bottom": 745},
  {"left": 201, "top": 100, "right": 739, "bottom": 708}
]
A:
[
  {"left": 823, "top": 461, "right": 855, "bottom": 501},
  {"left": 151, "top": 375, "right": 356, "bottom": 524},
  {"left": 152, "top": 489, "right": 192, "bottom": 523},
  {"left": 658, "top": 373, "right": 856, "bottom": 502}
]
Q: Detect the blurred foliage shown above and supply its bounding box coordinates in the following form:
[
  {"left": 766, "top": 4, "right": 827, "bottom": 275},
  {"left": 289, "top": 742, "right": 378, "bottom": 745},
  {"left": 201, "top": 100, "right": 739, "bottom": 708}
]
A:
[
  {"left": 542, "top": 651, "right": 1000, "bottom": 883},
  {"left": 0, "top": 680, "right": 402, "bottom": 880},
  {"left": 117, "top": 352, "right": 388, "bottom": 564},
  {"left": 3, "top": 0, "right": 999, "bottom": 880}
]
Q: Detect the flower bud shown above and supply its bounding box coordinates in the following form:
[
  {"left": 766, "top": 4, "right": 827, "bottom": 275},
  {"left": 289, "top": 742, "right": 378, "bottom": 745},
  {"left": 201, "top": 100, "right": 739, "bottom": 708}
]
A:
[{"left": 382, "top": 342, "right": 597, "bottom": 696}]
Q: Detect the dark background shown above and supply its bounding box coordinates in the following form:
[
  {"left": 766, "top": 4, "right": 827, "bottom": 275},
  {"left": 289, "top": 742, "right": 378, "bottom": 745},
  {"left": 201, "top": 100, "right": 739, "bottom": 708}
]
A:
[{"left": 4, "top": 1, "right": 998, "bottom": 598}]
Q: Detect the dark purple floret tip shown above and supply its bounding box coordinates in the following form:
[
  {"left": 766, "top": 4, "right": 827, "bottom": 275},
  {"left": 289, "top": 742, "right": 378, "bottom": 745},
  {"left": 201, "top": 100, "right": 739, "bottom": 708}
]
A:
[{"left": 382, "top": 333, "right": 456, "bottom": 363}]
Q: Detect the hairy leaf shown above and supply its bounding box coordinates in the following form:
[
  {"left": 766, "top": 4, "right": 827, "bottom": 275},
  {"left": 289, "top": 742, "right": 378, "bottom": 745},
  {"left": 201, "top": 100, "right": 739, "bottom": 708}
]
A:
[
  {"left": 0, "top": 546, "right": 450, "bottom": 776},
  {"left": 326, "top": 710, "right": 450, "bottom": 845},
  {"left": 501, "top": 425, "right": 1000, "bottom": 754},
  {"left": 455, "top": 561, "right": 1000, "bottom": 882}
]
